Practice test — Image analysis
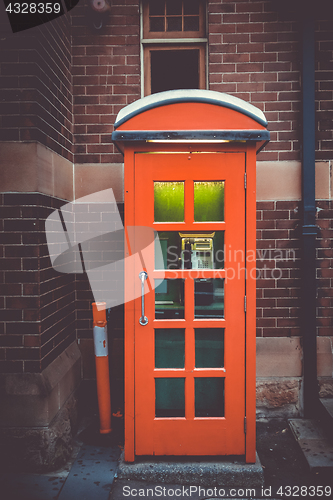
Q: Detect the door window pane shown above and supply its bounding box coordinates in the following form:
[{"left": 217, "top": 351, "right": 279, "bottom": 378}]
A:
[
  {"left": 194, "top": 278, "right": 224, "bottom": 318},
  {"left": 194, "top": 181, "right": 225, "bottom": 222},
  {"left": 155, "top": 231, "right": 224, "bottom": 270},
  {"left": 195, "top": 378, "right": 224, "bottom": 417},
  {"left": 155, "top": 378, "right": 185, "bottom": 417},
  {"left": 155, "top": 329, "right": 185, "bottom": 368},
  {"left": 154, "top": 181, "right": 184, "bottom": 222},
  {"left": 155, "top": 279, "right": 184, "bottom": 319},
  {"left": 195, "top": 328, "right": 224, "bottom": 368}
]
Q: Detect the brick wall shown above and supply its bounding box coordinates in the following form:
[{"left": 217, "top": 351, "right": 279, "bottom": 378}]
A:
[
  {"left": 208, "top": 0, "right": 333, "bottom": 162},
  {"left": 208, "top": 0, "right": 301, "bottom": 162},
  {"left": 316, "top": 200, "right": 333, "bottom": 336},
  {"left": 316, "top": 20, "right": 333, "bottom": 160},
  {"left": 0, "top": 14, "right": 73, "bottom": 161},
  {"left": 256, "top": 199, "right": 333, "bottom": 339},
  {"left": 0, "top": 194, "right": 76, "bottom": 374},
  {"left": 256, "top": 201, "right": 301, "bottom": 338},
  {"left": 71, "top": 0, "right": 140, "bottom": 164}
]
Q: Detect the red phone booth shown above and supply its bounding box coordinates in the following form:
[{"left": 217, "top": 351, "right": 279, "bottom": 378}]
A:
[{"left": 112, "top": 90, "right": 270, "bottom": 463}]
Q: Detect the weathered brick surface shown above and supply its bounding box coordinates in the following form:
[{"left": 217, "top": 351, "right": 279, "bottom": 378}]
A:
[
  {"left": 71, "top": 1, "right": 140, "bottom": 164},
  {"left": 75, "top": 203, "right": 124, "bottom": 341},
  {"left": 316, "top": 200, "right": 333, "bottom": 335},
  {"left": 208, "top": 0, "right": 333, "bottom": 162},
  {"left": 256, "top": 199, "right": 333, "bottom": 338},
  {"left": 0, "top": 15, "right": 73, "bottom": 161},
  {"left": 256, "top": 201, "right": 301, "bottom": 337},
  {"left": 0, "top": 194, "right": 76, "bottom": 373}
]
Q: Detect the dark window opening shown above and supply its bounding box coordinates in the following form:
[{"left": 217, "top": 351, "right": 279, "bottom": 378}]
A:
[{"left": 151, "top": 50, "right": 199, "bottom": 94}]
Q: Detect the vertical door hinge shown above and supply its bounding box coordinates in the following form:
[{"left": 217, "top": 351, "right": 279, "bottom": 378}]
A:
[
  {"left": 244, "top": 295, "right": 247, "bottom": 313},
  {"left": 244, "top": 416, "right": 247, "bottom": 434},
  {"left": 244, "top": 172, "right": 247, "bottom": 189}
]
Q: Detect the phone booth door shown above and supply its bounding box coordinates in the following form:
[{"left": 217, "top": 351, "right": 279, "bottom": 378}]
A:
[{"left": 134, "top": 151, "right": 246, "bottom": 456}]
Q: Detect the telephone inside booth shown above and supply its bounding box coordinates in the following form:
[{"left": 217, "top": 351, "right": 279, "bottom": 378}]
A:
[
  {"left": 155, "top": 231, "right": 224, "bottom": 318},
  {"left": 179, "top": 232, "right": 215, "bottom": 270},
  {"left": 180, "top": 232, "right": 215, "bottom": 308}
]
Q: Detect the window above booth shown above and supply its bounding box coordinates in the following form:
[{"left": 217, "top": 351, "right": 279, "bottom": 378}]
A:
[
  {"left": 141, "top": 0, "right": 207, "bottom": 95},
  {"left": 143, "top": 0, "right": 206, "bottom": 39}
]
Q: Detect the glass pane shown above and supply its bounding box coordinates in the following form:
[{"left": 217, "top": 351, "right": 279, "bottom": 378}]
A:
[
  {"left": 195, "top": 378, "right": 224, "bottom": 417},
  {"left": 194, "top": 181, "right": 225, "bottom": 222},
  {"left": 156, "top": 378, "right": 185, "bottom": 417},
  {"left": 184, "top": 0, "right": 199, "bottom": 15},
  {"left": 155, "top": 279, "right": 184, "bottom": 319},
  {"left": 155, "top": 231, "right": 224, "bottom": 270},
  {"left": 184, "top": 16, "right": 199, "bottom": 31},
  {"left": 155, "top": 329, "right": 185, "bottom": 368},
  {"left": 167, "top": 16, "right": 182, "bottom": 31},
  {"left": 150, "top": 17, "right": 165, "bottom": 31},
  {"left": 195, "top": 329, "right": 224, "bottom": 368},
  {"left": 151, "top": 50, "right": 199, "bottom": 94},
  {"left": 166, "top": 0, "right": 182, "bottom": 15},
  {"left": 194, "top": 278, "right": 224, "bottom": 319},
  {"left": 154, "top": 181, "right": 184, "bottom": 222},
  {"left": 149, "top": 0, "right": 165, "bottom": 16}
]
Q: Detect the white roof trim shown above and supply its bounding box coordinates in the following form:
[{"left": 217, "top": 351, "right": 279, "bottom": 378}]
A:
[{"left": 114, "top": 89, "right": 268, "bottom": 128}]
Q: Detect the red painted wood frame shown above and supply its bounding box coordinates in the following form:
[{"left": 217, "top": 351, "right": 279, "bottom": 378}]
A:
[{"left": 123, "top": 142, "right": 257, "bottom": 463}]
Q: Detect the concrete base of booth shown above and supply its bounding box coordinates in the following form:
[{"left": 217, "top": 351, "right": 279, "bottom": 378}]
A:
[{"left": 117, "top": 451, "right": 264, "bottom": 487}]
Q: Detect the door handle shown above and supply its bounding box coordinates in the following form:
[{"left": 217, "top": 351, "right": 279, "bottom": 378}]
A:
[{"left": 139, "top": 271, "right": 148, "bottom": 325}]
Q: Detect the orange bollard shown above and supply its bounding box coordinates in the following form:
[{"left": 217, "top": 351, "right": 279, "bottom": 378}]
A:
[{"left": 92, "top": 302, "right": 112, "bottom": 434}]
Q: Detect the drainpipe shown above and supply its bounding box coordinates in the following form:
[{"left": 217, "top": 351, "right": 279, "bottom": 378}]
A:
[{"left": 300, "top": 6, "right": 319, "bottom": 418}]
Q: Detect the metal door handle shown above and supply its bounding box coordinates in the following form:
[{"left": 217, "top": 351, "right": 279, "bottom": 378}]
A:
[{"left": 139, "top": 271, "right": 148, "bottom": 325}]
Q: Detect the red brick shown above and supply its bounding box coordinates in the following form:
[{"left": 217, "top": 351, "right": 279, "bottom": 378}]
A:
[
  {"left": 256, "top": 318, "right": 276, "bottom": 327},
  {"left": 223, "top": 13, "right": 249, "bottom": 23},
  {"left": 223, "top": 73, "right": 250, "bottom": 82},
  {"left": 24, "top": 336, "right": 41, "bottom": 347},
  {"left": 223, "top": 33, "right": 250, "bottom": 43}
]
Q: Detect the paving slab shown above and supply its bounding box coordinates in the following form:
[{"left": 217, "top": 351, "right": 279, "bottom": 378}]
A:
[
  {"left": 0, "top": 442, "right": 80, "bottom": 500},
  {"left": 116, "top": 452, "right": 264, "bottom": 488},
  {"left": 320, "top": 397, "right": 333, "bottom": 419},
  {"left": 59, "top": 444, "right": 120, "bottom": 500},
  {"left": 0, "top": 472, "right": 67, "bottom": 500},
  {"left": 289, "top": 419, "right": 333, "bottom": 473}
]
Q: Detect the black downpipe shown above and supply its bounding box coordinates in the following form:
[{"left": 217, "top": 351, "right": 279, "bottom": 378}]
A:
[{"left": 300, "top": 9, "right": 319, "bottom": 418}]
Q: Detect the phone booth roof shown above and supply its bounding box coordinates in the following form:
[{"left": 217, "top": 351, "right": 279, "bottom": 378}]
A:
[{"left": 112, "top": 89, "right": 270, "bottom": 153}]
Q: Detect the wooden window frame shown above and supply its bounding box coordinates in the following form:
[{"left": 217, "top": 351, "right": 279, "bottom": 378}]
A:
[
  {"left": 143, "top": 44, "right": 206, "bottom": 96},
  {"left": 143, "top": 0, "right": 206, "bottom": 40}
]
